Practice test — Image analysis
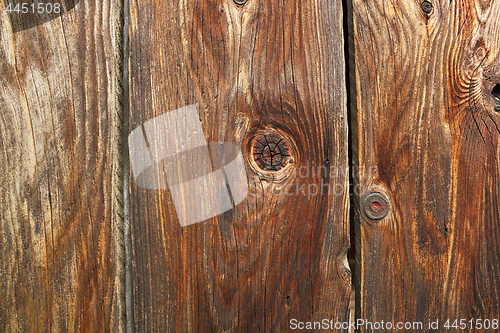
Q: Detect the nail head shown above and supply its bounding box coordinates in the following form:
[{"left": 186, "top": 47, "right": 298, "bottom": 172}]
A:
[{"left": 362, "top": 192, "right": 389, "bottom": 220}]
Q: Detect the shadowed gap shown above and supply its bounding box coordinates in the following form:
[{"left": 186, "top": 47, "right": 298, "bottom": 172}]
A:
[{"left": 121, "top": 0, "right": 133, "bottom": 329}]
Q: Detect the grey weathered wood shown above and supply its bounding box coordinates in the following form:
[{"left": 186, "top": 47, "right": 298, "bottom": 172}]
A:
[{"left": 0, "top": 1, "right": 124, "bottom": 331}]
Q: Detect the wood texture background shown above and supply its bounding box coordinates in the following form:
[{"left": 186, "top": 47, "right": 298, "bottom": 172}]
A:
[
  {"left": 351, "top": 0, "right": 500, "bottom": 330},
  {"left": 0, "top": 1, "right": 124, "bottom": 332},
  {"left": 4, "top": 0, "right": 500, "bottom": 331},
  {"left": 128, "top": 0, "right": 350, "bottom": 331}
]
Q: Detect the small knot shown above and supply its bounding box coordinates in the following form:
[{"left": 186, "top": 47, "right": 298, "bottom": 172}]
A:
[
  {"left": 252, "top": 133, "right": 290, "bottom": 171},
  {"left": 421, "top": 1, "right": 433, "bottom": 15}
]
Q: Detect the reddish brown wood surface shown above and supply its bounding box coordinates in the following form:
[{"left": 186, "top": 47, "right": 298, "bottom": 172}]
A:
[
  {"left": 0, "top": 1, "right": 124, "bottom": 331},
  {"left": 8, "top": 0, "right": 500, "bottom": 331},
  {"left": 351, "top": 0, "right": 500, "bottom": 330},
  {"left": 128, "top": 0, "right": 350, "bottom": 331}
]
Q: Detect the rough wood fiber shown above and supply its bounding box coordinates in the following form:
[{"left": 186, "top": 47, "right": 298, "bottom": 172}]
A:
[
  {"left": 0, "top": 1, "right": 124, "bottom": 331},
  {"left": 129, "top": 0, "right": 350, "bottom": 331},
  {"left": 351, "top": 0, "right": 500, "bottom": 330}
]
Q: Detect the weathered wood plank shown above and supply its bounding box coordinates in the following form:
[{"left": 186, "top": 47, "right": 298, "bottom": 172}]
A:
[
  {"left": 0, "top": 1, "right": 124, "bottom": 331},
  {"left": 351, "top": 0, "right": 500, "bottom": 330},
  {"left": 129, "top": 0, "right": 350, "bottom": 331}
]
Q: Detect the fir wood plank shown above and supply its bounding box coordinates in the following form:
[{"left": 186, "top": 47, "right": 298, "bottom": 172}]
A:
[
  {"left": 128, "top": 0, "right": 351, "bottom": 331},
  {"left": 0, "top": 1, "right": 124, "bottom": 331},
  {"left": 351, "top": 0, "right": 500, "bottom": 330}
]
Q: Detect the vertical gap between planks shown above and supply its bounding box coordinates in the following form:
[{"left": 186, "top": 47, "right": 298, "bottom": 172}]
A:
[
  {"left": 342, "top": 0, "right": 358, "bottom": 330},
  {"left": 111, "top": 0, "right": 129, "bottom": 330},
  {"left": 121, "top": 0, "right": 133, "bottom": 330}
]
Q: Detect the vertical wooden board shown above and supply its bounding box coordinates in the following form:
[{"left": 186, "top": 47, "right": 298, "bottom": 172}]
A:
[
  {"left": 129, "top": 0, "right": 350, "bottom": 331},
  {"left": 0, "top": 1, "right": 124, "bottom": 332},
  {"left": 352, "top": 0, "right": 500, "bottom": 330}
]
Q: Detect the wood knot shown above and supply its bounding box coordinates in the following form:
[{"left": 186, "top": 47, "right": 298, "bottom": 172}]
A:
[
  {"left": 420, "top": 1, "right": 433, "bottom": 15},
  {"left": 493, "top": 84, "right": 500, "bottom": 111},
  {"left": 492, "top": 83, "right": 500, "bottom": 102},
  {"left": 252, "top": 133, "right": 290, "bottom": 171},
  {"left": 482, "top": 74, "right": 500, "bottom": 113}
]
